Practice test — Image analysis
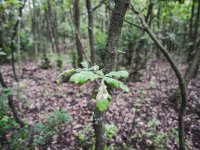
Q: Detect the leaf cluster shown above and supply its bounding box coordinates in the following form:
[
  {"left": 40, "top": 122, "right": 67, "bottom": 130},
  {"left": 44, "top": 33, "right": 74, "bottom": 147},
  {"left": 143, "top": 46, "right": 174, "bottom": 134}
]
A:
[{"left": 59, "top": 62, "right": 129, "bottom": 112}]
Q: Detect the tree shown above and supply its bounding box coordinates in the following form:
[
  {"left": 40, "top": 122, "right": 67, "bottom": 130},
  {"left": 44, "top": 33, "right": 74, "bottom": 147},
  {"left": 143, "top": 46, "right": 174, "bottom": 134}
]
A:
[
  {"left": 93, "top": 0, "right": 130, "bottom": 149},
  {"left": 185, "top": 0, "right": 200, "bottom": 81},
  {"left": 86, "top": 0, "right": 95, "bottom": 65},
  {"left": 73, "top": 0, "right": 84, "bottom": 67},
  {"left": 132, "top": 7, "right": 187, "bottom": 150},
  {"left": 10, "top": 0, "right": 27, "bottom": 82}
]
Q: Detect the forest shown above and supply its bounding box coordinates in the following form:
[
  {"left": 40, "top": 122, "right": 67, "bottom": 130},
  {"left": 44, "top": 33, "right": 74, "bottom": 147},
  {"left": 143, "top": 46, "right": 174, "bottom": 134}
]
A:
[{"left": 0, "top": 0, "right": 200, "bottom": 149}]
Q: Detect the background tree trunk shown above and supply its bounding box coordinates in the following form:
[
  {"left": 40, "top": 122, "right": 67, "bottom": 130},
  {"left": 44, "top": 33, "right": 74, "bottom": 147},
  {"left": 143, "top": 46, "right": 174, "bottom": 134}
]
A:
[
  {"left": 10, "top": 0, "right": 27, "bottom": 82},
  {"left": 186, "top": 0, "right": 200, "bottom": 79},
  {"left": 73, "top": 0, "right": 84, "bottom": 67},
  {"left": 86, "top": 0, "right": 95, "bottom": 65}
]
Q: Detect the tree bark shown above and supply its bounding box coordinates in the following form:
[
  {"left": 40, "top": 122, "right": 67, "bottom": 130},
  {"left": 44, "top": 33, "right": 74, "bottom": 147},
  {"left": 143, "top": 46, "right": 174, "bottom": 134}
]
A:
[
  {"left": 73, "top": 0, "right": 84, "bottom": 67},
  {"left": 186, "top": 0, "right": 200, "bottom": 79},
  {"left": 93, "top": 1, "right": 130, "bottom": 150},
  {"left": 47, "top": 0, "right": 61, "bottom": 56},
  {"left": 86, "top": 0, "right": 95, "bottom": 65},
  {"left": 188, "top": 1, "right": 200, "bottom": 64}
]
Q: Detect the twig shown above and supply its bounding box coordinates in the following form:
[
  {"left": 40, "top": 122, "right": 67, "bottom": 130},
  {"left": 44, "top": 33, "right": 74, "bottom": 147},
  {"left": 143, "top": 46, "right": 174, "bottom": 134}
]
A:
[
  {"left": 124, "top": 19, "right": 145, "bottom": 30},
  {"left": 93, "top": 0, "right": 106, "bottom": 12}
]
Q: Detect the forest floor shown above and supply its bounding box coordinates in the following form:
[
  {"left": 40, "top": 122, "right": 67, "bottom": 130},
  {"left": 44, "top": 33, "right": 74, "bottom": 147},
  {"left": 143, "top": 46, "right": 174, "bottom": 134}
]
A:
[{"left": 1, "top": 59, "right": 200, "bottom": 150}]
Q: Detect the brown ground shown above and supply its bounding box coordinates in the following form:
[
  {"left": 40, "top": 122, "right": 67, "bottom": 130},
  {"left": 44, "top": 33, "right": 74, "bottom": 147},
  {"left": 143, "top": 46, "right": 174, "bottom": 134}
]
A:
[{"left": 1, "top": 59, "right": 200, "bottom": 150}]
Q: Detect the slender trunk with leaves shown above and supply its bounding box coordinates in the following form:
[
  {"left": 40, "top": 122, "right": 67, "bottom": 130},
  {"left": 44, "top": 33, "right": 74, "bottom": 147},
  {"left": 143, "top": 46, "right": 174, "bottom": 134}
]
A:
[{"left": 93, "top": 1, "right": 130, "bottom": 149}]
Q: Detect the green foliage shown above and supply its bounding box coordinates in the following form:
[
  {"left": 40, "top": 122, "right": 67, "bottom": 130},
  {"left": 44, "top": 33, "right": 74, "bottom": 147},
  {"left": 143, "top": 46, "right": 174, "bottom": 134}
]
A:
[
  {"left": 75, "top": 123, "right": 95, "bottom": 149},
  {"left": 0, "top": 89, "right": 71, "bottom": 149},
  {"left": 96, "top": 99, "right": 110, "bottom": 112},
  {"left": 105, "top": 71, "right": 129, "bottom": 79},
  {"left": 94, "top": 29, "right": 107, "bottom": 63},
  {"left": 60, "top": 62, "right": 129, "bottom": 112},
  {"left": 70, "top": 71, "right": 100, "bottom": 84},
  {"left": 104, "top": 123, "right": 118, "bottom": 141},
  {"left": 147, "top": 118, "right": 161, "bottom": 128},
  {"left": 145, "top": 118, "right": 167, "bottom": 149},
  {"left": 171, "top": 128, "right": 179, "bottom": 144},
  {"left": 75, "top": 123, "right": 118, "bottom": 149},
  {"left": 47, "top": 110, "right": 72, "bottom": 125},
  {"left": 56, "top": 56, "right": 63, "bottom": 69}
]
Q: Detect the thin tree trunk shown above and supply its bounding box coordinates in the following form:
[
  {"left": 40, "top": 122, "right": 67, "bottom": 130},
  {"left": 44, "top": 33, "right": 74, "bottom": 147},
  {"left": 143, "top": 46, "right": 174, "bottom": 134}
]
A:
[
  {"left": 187, "top": 0, "right": 199, "bottom": 63},
  {"left": 73, "top": 0, "right": 84, "bottom": 67},
  {"left": 93, "top": 1, "right": 130, "bottom": 150},
  {"left": 47, "top": 0, "right": 61, "bottom": 56},
  {"left": 86, "top": 0, "right": 95, "bottom": 65},
  {"left": 0, "top": 71, "right": 24, "bottom": 127},
  {"left": 186, "top": 0, "right": 200, "bottom": 79},
  {"left": 10, "top": 0, "right": 27, "bottom": 82},
  {"left": 32, "top": 0, "right": 39, "bottom": 57},
  {"left": 137, "top": 12, "right": 187, "bottom": 150},
  {"left": 45, "top": 9, "right": 55, "bottom": 52}
]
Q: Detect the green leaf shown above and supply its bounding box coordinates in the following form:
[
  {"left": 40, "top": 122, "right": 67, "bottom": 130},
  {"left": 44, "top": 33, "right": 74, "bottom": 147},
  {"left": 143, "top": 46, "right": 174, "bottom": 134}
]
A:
[
  {"left": 96, "top": 99, "right": 109, "bottom": 112},
  {"left": 104, "top": 77, "right": 121, "bottom": 88},
  {"left": 119, "top": 83, "right": 129, "bottom": 92},
  {"left": 70, "top": 71, "right": 100, "bottom": 84},
  {"left": 104, "top": 77, "right": 129, "bottom": 92},
  {"left": 1, "top": 116, "right": 9, "bottom": 122},
  {"left": 105, "top": 71, "right": 129, "bottom": 79},
  {"left": 96, "top": 70, "right": 104, "bottom": 77}
]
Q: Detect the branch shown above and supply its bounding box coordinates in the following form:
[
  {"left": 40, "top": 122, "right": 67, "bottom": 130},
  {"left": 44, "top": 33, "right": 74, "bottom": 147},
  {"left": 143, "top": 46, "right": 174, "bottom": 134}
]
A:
[
  {"left": 136, "top": 10, "right": 187, "bottom": 150},
  {"left": 92, "top": 0, "right": 106, "bottom": 12},
  {"left": 124, "top": 19, "right": 145, "bottom": 30}
]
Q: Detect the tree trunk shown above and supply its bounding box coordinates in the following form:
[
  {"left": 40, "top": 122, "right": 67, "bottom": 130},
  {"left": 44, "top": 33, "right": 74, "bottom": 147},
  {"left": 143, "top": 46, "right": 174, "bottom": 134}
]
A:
[
  {"left": 186, "top": 0, "right": 200, "bottom": 79},
  {"left": 86, "top": 0, "right": 95, "bottom": 65},
  {"left": 138, "top": 13, "right": 187, "bottom": 150},
  {"left": 0, "top": 71, "right": 24, "bottom": 127},
  {"left": 187, "top": 0, "right": 200, "bottom": 64},
  {"left": 93, "top": 1, "right": 130, "bottom": 150},
  {"left": 32, "top": 0, "right": 39, "bottom": 58},
  {"left": 73, "top": 0, "right": 84, "bottom": 67},
  {"left": 47, "top": 0, "right": 61, "bottom": 56},
  {"left": 45, "top": 9, "right": 55, "bottom": 52},
  {"left": 10, "top": 0, "right": 27, "bottom": 82}
]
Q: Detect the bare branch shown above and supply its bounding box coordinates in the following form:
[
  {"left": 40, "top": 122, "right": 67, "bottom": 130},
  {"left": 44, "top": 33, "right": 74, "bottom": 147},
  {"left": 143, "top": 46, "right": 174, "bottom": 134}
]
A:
[
  {"left": 92, "top": 0, "right": 106, "bottom": 12},
  {"left": 124, "top": 19, "right": 145, "bottom": 30}
]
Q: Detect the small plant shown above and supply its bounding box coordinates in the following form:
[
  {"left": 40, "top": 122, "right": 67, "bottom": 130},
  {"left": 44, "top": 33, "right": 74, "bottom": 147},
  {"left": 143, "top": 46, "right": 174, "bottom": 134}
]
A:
[
  {"left": 145, "top": 118, "right": 167, "bottom": 149},
  {"left": 105, "top": 123, "right": 118, "bottom": 141},
  {"left": 75, "top": 123, "right": 95, "bottom": 149},
  {"left": 59, "top": 62, "right": 129, "bottom": 149},
  {"left": 75, "top": 123, "right": 118, "bottom": 149},
  {"left": 33, "top": 110, "right": 72, "bottom": 146},
  {"left": 171, "top": 128, "right": 179, "bottom": 144},
  {"left": 0, "top": 89, "right": 71, "bottom": 149},
  {"left": 59, "top": 62, "right": 129, "bottom": 112},
  {"left": 56, "top": 56, "right": 63, "bottom": 69}
]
